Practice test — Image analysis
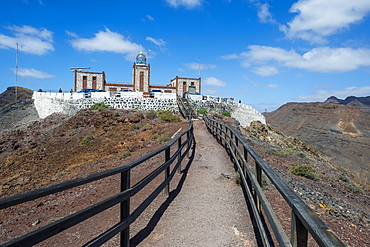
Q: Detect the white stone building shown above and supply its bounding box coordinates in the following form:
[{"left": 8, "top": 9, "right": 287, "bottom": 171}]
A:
[
  {"left": 73, "top": 52, "right": 200, "bottom": 95},
  {"left": 170, "top": 76, "right": 201, "bottom": 97}
]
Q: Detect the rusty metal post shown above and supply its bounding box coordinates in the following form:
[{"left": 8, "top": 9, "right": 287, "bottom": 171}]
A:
[
  {"left": 291, "top": 211, "right": 308, "bottom": 247},
  {"left": 120, "top": 170, "right": 130, "bottom": 247}
]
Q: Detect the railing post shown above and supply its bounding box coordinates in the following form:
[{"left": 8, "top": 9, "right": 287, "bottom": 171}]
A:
[
  {"left": 243, "top": 147, "right": 252, "bottom": 194},
  {"left": 255, "top": 161, "right": 262, "bottom": 212},
  {"left": 120, "top": 170, "right": 130, "bottom": 247},
  {"left": 235, "top": 138, "right": 239, "bottom": 164},
  {"left": 291, "top": 211, "right": 308, "bottom": 247},
  {"left": 186, "top": 131, "right": 190, "bottom": 159},
  {"left": 164, "top": 147, "right": 171, "bottom": 196},
  {"left": 177, "top": 137, "right": 182, "bottom": 174}
]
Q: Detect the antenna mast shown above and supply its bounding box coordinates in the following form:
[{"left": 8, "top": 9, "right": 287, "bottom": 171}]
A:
[{"left": 15, "top": 43, "right": 18, "bottom": 102}]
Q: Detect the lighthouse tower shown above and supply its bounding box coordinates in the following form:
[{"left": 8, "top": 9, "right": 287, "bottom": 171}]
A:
[{"left": 132, "top": 52, "right": 150, "bottom": 92}]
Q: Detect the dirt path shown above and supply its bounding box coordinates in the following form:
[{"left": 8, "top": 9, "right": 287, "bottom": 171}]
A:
[{"left": 134, "top": 120, "right": 258, "bottom": 246}]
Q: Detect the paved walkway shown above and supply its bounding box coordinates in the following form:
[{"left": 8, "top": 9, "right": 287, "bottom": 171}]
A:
[{"left": 134, "top": 120, "right": 258, "bottom": 246}]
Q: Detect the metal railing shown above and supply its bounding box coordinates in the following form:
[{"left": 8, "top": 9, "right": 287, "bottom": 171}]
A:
[
  {"left": 176, "top": 95, "right": 196, "bottom": 120},
  {"left": 204, "top": 114, "right": 346, "bottom": 247},
  {"left": 0, "top": 121, "right": 194, "bottom": 247}
]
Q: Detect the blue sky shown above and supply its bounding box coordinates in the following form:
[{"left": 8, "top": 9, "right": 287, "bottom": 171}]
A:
[{"left": 1, "top": 0, "right": 370, "bottom": 112}]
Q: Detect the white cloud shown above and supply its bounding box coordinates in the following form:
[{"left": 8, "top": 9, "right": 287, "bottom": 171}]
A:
[
  {"left": 252, "top": 66, "right": 279, "bottom": 76},
  {"left": 70, "top": 27, "right": 142, "bottom": 61},
  {"left": 165, "top": 0, "right": 204, "bottom": 9},
  {"left": 267, "top": 84, "right": 278, "bottom": 88},
  {"left": 66, "top": 30, "right": 78, "bottom": 38},
  {"left": 203, "top": 77, "right": 227, "bottom": 87},
  {"left": 221, "top": 53, "right": 240, "bottom": 60},
  {"left": 146, "top": 37, "right": 166, "bottom": 46},
  {"left": 146, "top": 15, "right": 154, "bottom": 21},
  {"left": 230, "top": 45, "right": 370, "bottom": 74},
  {"left": 296, "top": 86, "right": 370, "bottom": 102},
  {"left": 13, "top": 68, "right": 55, "bottom": 79},
  {"left": 0, "top": 25, "right": 54, "bottom": 55},
  {"left": 257, "top": 3, "right": 274, "bottom": 23},
  {"left": 281, "top": 0, "right": 370, "bottom": 43},
  {"left": 184, "top": 63, "right": 217, "bottom": 70}
]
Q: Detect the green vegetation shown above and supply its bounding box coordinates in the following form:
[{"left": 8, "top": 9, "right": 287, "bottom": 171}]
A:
[
  {"left": 299, "top": 152, "right": 315, "bottom": 162},
  {"left": 344, "top": 182, "right": 363, "bottom": 194},
  {"left": 235, "top": 172, "right": 241, "bottom": 185},
  {"left": 157, "top": 110, "right": 181, "bottom": 123},
  {"left": 289, "top": 164, "right": 319, "bottom": 181},
  {"left": 142, "top": 124, "right": 153, "bottom": 130},
  {"left": 118, "top": 151, "right": 131, "bottom": 160},
  {"left": 154, "top": 132, "right": 172, "bottom": 144},
  {"left": 129, "top": 124, "right": 140, "bottom": 131},
  {"left": 90, "top": 102, "right": 112, "bottom": 110},
  {"left": 145, "top": 110, "right": 157, "bottom": 120},
  {"left": 68, "top": 131, "right": 75, "bottom": 137},
  {"left": 339, "top": 172, "right": 363, "bottom": 194},
  {"left": 339, "top": 172, "right": 351, "bottom": 183},
  {"left": 268, "top": 148, "right": 297, "bottom": 158},
  {"left": 197, "top": 108, "right": 208, "bottom": 114},
  {"left": 222, "top": 111, "right": 231, "bottom": 117},
  {"left": 80, "top": 135, "right": 94, "bottom": 145}
]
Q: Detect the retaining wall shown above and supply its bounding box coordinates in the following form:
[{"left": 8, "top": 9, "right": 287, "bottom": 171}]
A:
[
  {"left": 32, "top": 92, "right": 265, "bottom": 127},
  {"left": 33, "top": 92, "right": 179, "bottom": 119},
  {"left": 189, "top": 97, "right": 266, "bottom": 126}
]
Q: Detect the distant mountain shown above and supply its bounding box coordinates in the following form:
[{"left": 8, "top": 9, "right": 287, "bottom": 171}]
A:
[
  {"left": 324, "top": 96, "right": 370, "bottom": 114},
  {"left": 265, "top": 101, "right": 370, "bottom": 187}
]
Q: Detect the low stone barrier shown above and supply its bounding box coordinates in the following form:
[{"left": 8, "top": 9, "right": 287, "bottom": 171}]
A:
[
  {"left": 189, "top": 98, "right": 266, "bottom": 126},
  {"left": 33, "top": 92, "right": 178, "bottom": 119},
  {"left": 32, "top": 92, "right": 265, "bottom": 127}
]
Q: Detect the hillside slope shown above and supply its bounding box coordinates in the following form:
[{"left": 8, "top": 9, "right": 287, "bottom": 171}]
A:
[
  {"left": 265, "top": 102, "right": 370, "bottom": 186},
  {"left": 0, "top": 86, "right": 33, "bottom": 108}
]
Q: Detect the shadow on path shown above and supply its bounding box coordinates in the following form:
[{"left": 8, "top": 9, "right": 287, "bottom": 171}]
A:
[{"left": 130, "top": 140, "right": 196, "bottom": 246}]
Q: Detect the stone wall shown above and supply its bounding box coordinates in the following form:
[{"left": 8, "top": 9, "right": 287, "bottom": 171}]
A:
[
  {"left": 33, "top": 92, "right": 179, "bottom": 119},
  {"left": 33, "top": 92, "right": 265, "bottom": 127},
  {"left": 189, "top": 97, "right": 266, "bottom": 126}
]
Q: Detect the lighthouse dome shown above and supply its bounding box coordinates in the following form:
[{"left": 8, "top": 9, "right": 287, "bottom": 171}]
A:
[{"left": 136, "top": 52, "right": 147, "bottom": 65}]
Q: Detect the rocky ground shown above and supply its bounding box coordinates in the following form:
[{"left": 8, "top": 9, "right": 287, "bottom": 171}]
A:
[
  {"left": 265, "top": 101, "right": 370, "bottom": 187},
  {"left": 213, "top": 114, "right": 369, "bottom": 246},
  {"left": 0, "top": 96, "right": 368, "bottom": 246}
]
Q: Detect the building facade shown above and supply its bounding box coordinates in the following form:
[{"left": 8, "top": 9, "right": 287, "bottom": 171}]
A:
[
  {"left": 73, "top": 71, "right": 106, "bottom": 92},
  {"left": 73, "top": 52, "right": 200, "bottom": 95},
  {"left": 170, "top": 76, "right": 201, "bottom": 96}
]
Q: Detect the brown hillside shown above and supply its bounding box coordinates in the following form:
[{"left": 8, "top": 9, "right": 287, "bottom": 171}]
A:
[
  {"left": 265, "top": 102, "right": 370, "bottom": 187},
  {"left": 0, "top": 86, "right": 33, "bottom": 108},
  {"left": 0, "top": 108, "right": 187, "bottom": 198}
]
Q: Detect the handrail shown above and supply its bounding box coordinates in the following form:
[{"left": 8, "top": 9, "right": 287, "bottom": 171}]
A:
[
  {"left": 204, "top": 114, "right": 346, "bottom": 247},
  {"left": 0, "top": 120, "right": 195, "bottom": 247}
]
